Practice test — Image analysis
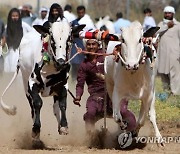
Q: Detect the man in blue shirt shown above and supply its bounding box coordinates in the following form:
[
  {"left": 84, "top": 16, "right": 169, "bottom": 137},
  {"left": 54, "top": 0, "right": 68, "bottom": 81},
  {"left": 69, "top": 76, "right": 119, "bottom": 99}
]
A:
[
  {"left": 114, "top": 12, "right": 131, "bottom": 34},
  {"left": 70, "top": 5, "right": 95, "bottom": 81}
]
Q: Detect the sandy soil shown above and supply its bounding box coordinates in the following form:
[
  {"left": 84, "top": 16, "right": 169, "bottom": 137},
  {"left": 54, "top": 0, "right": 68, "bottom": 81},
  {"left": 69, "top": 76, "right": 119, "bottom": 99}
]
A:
[{"left": 0, "top": 73, "right": 179, "bottom": 154}]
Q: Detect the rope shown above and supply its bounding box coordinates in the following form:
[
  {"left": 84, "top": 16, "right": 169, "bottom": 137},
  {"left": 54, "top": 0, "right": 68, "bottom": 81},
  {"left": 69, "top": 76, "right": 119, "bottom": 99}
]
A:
[
  {"left": 65, "top": 52, "right": 80, "bottom": 64},
  {"left": 65, "top": 43, "right": 115, "bottom": 64}
]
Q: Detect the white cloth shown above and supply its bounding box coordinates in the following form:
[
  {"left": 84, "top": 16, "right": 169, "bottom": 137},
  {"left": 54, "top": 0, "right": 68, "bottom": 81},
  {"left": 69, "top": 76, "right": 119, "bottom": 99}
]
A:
[
  {"left": 64, "top": 10, "right": 76, "bottom": 23},
  {"left": 22, "top": 21, "right": 33, "bottom": 33},
  {"left": 164, "top": 6, "right": 175, "bottom": 14},
  {"left": 4, "top": 48, "right": 19, "bottom": 72},
  {"left": 32, "top": 18, "right": 48, "bottom": 26},
  {"left": 143, "top": 16, "right": 156, "bottom": 31},
  {"left": 78, "top": 14, "right": 95, "bottom": 31}
]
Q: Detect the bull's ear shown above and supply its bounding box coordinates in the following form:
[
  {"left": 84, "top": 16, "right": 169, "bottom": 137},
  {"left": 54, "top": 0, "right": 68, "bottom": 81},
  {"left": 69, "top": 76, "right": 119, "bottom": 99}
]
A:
[
  {"left": 143, "top": 27, "right": 160, "bottom": 37},
  {"left": 71, "top": 24, "right": 86, "bottom": 38},
  {"left": 33, "top": 25, "right": 49, "bottom": 34},
  {"left": 72, "top": 24, "right": 86, "bottom": 34}
]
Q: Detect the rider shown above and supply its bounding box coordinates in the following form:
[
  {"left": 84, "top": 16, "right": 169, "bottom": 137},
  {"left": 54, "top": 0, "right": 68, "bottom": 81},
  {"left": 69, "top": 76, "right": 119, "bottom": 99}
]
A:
[
  {"left": 73, "top": 39, "right": 113, "bottom": 134},
  {"left": 73, "top": 39, "right": 137, "bottom": 136}
]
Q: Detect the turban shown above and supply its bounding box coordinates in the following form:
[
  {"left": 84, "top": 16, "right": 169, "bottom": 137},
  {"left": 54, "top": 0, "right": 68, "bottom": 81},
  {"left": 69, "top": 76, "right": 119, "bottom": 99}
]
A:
[{"left": 164, "top": 6, "right": 175, "bottom": 14}]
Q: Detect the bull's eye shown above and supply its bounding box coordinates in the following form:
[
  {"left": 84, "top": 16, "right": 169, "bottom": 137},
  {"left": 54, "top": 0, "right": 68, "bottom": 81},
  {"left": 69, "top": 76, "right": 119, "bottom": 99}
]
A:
[
  {"left": 60, "top": 38, "right": 61, "bottom": 40},
  {"left": 139, "top": 38, "right": 141, "bottom": 43},
  {"left": 59, "top": 46, "right": 61, "bottom": 48}
]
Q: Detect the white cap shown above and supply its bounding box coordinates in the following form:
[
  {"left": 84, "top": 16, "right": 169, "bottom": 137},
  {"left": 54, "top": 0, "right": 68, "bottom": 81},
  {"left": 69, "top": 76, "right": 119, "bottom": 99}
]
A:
[
  {"left": 164, "top": 6, "right": 175, "bottom": 14},
  {"left": 39, "top": 7, "right": 48, "bottom": 13}
]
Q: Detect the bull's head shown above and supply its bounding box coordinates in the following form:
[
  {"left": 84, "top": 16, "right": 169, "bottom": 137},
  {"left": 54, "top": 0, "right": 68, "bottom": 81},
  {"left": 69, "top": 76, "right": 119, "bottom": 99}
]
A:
[
  {"left": 33, "top": 21, "right": 85, "bottom": 70},
  {"left": 119, "top": 21, "right": 144, "bottom": 70},
  {"left": 118, "top": 21, "right": 160, "bottom": 70}
]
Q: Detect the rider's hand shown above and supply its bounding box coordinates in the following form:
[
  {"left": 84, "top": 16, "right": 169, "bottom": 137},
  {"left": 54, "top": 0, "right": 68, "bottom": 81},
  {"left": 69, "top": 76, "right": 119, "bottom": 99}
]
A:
[
  {"left": 73, "top": 96, "right": 81, "bottom": 107},
  {"left": 76, "top": 47, "right": 83, "bottom": 54}
]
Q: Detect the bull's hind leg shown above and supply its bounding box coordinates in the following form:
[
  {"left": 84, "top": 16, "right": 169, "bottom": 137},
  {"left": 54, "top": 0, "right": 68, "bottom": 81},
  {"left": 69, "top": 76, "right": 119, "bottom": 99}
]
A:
[
  {"left": 53, "top": 86, "right": 68, "bottom": 135},
  {"left": 149, "top": 92, "right": 164, "bottom": 146},
  {"left": 28, "top": 84, "right": 43, "bottom": 141}
]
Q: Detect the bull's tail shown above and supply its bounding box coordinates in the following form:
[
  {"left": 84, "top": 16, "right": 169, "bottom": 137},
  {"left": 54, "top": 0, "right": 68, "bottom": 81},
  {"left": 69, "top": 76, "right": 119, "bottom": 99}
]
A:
[{"left": 0, "top": 64, "right": 20, "bottom": 115}]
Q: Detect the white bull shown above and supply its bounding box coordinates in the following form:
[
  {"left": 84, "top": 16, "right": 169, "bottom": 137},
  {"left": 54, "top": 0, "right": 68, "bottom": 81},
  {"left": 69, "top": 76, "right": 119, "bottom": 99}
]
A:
[
  {"left": 105, "top": 21, "right": 164, "bottom": 146},
  {"left": 0, "top": 19, "right": 84, "bottom": 147},
  {"left": 95, "top": 16, "right": 115, "bottom": 33}
]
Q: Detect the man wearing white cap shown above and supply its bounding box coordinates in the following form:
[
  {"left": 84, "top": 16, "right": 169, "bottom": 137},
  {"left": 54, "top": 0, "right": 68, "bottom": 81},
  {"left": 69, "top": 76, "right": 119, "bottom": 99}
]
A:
[
  {"left": 32, "top": 7, "right": 48, "bottom": 26},
  {"left": 157, "top": 6, "right": 180, "bottom": 95}
]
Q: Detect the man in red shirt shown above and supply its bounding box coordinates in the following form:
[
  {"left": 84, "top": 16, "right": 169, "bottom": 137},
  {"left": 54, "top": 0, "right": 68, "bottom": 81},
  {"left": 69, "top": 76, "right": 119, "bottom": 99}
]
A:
[
  {"left": 73, "top": 39, "right": 112, "bottom": 133},
  {"left": 73, "top": 39, "right": 136, "bottom": 135}
]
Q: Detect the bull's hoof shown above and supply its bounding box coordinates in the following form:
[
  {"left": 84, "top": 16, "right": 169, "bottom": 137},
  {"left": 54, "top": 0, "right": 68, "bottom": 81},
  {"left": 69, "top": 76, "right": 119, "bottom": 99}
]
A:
[
  {"left": 119, "top": 120, "right": 128, "bottom": 130},
  {"left": 32, "top": 131, "right": 40, "bottom": 139},
  {"left": 32, "top": 139, "right": 45, "bottom": 149},
  {"left": 58, "top": 126, "right": 68, "bottom": 135},
  {"left": 157, "top": 138, "right": 165, "bottom": 147}
]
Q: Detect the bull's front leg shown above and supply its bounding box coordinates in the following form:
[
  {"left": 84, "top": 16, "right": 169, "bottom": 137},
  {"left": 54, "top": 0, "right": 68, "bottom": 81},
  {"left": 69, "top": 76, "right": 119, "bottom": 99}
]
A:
[
  {"left": 136, "top": 92, "right": 153, "bottom": 136},
  {"left": 112, "top": 88, "right": 126, "bottom": 129},
  {"left": 28, "top": 83, "right": 43, "bottom": 142},
  {"left": 53, "top": 86, "right": 68, "bottom": 135}
]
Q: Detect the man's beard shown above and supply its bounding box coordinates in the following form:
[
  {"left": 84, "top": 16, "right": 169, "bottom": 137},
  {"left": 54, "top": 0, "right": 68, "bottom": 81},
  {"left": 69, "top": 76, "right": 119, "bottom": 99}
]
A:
[
  {"left": 53, "top": 14, "right": 59, "bottom": 22},
  {"left": 164, "top": 16, "right": 173, "bottom": 20}
]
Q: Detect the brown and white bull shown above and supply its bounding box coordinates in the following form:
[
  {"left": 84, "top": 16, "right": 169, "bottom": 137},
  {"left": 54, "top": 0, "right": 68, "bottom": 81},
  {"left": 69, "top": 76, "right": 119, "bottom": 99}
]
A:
[{"left": 104, "top": 21, "right": 164, "bottom": 146}]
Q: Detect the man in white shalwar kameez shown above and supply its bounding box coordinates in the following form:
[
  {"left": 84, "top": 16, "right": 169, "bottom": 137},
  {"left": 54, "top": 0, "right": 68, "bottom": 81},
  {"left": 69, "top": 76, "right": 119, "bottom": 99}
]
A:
[{"left": 157, "top": 6, "right": 180, "bottom": 95}]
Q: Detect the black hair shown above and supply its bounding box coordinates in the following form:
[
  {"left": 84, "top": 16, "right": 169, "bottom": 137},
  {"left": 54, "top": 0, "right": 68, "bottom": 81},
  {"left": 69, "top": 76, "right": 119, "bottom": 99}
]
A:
[
  {"left": 48, "top": 3, "right": 63, "bottom": 22},
  {"left": 64, "top": 4, "right": 72, "bottom": 11},
  {"left": 116, "top": 12, "right": 123, "bottom": 19},
  {"left": 77, "top": 5, "right": 85, "bottom": 11},
  {"left": 6, "top": 8, "right": 23, "bottom": 50},
  {"left": 143, "top": 8, "right": 152, "bottom": 14}
]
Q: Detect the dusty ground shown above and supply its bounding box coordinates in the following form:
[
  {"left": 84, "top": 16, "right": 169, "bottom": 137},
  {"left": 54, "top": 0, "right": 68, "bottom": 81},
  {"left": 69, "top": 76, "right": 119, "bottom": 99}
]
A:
[{"left": 0, "top": 73, "right": 179, "bottom": 154}]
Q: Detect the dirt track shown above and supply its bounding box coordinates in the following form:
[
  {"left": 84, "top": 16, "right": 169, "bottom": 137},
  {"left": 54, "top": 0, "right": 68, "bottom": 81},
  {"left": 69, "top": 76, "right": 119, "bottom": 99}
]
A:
[{"left": 0, "top": 73, "right": 179, "bottom": 154}]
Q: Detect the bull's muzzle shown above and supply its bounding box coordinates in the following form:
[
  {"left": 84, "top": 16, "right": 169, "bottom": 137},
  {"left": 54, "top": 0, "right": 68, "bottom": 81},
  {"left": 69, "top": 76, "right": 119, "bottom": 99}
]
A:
[
  {"left": 126, "top": 63, "right": 139, "bottom": 70},
  {"left": 54, "top": 58, "right": 66, "bottom": 70}
]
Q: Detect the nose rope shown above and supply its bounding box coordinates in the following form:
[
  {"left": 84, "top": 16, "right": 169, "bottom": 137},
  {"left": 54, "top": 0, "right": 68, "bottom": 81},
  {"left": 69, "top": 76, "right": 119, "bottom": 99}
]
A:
[
  {"left": 65, "top": 52, "right": 80, "bottom": 64},
  {"left": 117, "top": 43, "right": 145, "bottom": 69}
]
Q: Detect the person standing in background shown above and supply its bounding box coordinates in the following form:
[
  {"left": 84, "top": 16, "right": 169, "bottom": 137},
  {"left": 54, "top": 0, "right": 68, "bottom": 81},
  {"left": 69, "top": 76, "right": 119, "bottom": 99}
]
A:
[
  {"left": 4, "top": 8, "right": 32, "bottom": 73},
  {"left": 63, "top": 4, "right": 76, "bottom": 23},
  {"left": 0, "top": 18, "right": 6, "bottom": 74},
  {"left": 21, "top": 4, "right": 36, "bottom": 26},
  {"left": 32, "top": 7, "right": 48, "bottom": 26},
  {"left": 157, "top": 6, "right": 180, "bottom": 95},
  {"left": 113, "top": 12, "right": 131, "bottom": 34},
  {"left": 70, "top": 5, "right": 95, "bottom": 81},
  {"left": 143, "top": 8, "right": 156, "bottom": 32}
]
